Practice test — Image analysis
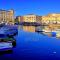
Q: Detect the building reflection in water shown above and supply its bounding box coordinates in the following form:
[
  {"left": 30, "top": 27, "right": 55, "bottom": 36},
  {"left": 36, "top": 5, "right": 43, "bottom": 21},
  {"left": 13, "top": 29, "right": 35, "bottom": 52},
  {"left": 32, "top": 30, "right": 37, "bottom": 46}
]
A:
[
  {"left": 18, "top": 25, "right": 44, "bottom": 32},
  {"left": 18, "top": 25, "right": 36, "bottom": 32},
  {"left": 23, "top": 26, "right": 36, "bottom": 32},
  {"left": 18, "top": 25, "right": 57, "bottom": 37}
]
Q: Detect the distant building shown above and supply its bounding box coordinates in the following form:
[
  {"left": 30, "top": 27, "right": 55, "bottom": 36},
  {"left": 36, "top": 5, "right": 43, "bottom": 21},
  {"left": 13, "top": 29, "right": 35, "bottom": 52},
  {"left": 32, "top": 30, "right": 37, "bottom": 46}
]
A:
[
  {"left": 23, "top": 14, "right": 42, "bottom": 24},
  {"left": 42, "top": 13, "right": 60, "bottom": 24},
  {"left": 15, "top": 16, "right": 23, "bottom": 23},
  {"left": 0, "top": 9, "right": 14, "bottom": 24},
  {"left": 15, "top": 14, "right": 42, "bottom": 24}
]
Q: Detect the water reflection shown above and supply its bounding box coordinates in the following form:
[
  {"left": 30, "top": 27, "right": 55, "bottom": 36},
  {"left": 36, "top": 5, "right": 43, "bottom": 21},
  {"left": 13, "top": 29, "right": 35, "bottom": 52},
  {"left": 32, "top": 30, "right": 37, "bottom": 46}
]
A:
[
  {"left": 18, "top": 25, "right": 52, "bottom": 37},
  {"left": 18, "top": 25, "right": 45, "bottom": 32},
  {"left": 0, "top": 29, "right": 60, "bottom": 60},
  {"left": 18, "top": 25, "right": 60, "bottom": 38},
  {"left": 0, "top": 49, "right": 13, "bottom": 55}
]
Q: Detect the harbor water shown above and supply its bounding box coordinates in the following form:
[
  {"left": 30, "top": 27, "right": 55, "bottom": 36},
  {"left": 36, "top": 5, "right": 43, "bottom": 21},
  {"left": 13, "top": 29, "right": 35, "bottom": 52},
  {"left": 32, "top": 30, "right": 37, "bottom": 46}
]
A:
[{"left": 0, "top": 25, "right": 60, "bottom": 60}]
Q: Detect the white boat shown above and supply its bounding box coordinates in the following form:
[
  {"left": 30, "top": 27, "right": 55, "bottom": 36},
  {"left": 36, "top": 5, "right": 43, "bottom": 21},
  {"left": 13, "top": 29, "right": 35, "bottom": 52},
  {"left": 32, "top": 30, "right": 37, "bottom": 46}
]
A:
[
  {"left": 0, "top": 42, "right": 12, "bottom": 51},
  {"left": 55, "top": 29, "right": 60, "bottom": 38}
]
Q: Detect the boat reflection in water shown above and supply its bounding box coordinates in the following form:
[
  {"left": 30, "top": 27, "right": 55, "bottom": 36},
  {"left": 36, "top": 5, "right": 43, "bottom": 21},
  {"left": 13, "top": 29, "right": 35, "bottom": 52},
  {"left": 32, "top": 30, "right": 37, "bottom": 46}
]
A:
[{"left": 0, "top": 48, "right": 13, "bottom": 55}]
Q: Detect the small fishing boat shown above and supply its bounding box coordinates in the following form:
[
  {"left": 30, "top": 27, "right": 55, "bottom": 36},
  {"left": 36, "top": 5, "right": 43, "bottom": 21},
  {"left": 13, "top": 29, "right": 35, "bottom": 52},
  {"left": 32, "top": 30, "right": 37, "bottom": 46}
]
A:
[
  {"left": 6, "top": 28, "right": 18, "bottom": 37},
  {"left": 0, "top": 27, "right": 18, "bottom": 37},
  {"left": 0, "top": 42, "right": 13, "bottom": 53},
  {"left": 0, "top": 34, "right": 16, "bottom": 47}
]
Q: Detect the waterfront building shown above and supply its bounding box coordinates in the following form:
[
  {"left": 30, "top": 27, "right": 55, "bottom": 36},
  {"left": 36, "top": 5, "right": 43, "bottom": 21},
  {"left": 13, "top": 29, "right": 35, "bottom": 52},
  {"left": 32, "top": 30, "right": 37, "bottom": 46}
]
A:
[
  {"left": 42, "top": 13, "right": 60, "bottom": 24},
  {"left": 15, "top": 14, "right": 42, "bottom": 24},
  {"left": 0, "top": 9, "right": 14, "bottom": 24},
  {"left": 15, "top": 16, "right": 23, "bottom": 23},
  {"left": 42, "top": 14, "right": 60, "bottom": 33},
  {"left": 23, "top": 14, "right": 42, "bottom": 24}
]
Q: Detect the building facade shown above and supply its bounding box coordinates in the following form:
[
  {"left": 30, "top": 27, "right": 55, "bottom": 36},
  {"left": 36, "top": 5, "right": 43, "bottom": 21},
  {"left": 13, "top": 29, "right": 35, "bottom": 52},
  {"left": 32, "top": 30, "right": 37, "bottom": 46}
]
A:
[
  {"left": 15, "top": 16, "right": 23, "bottom": 23},
  {"left": 0, "top": 9, "right": 14, "bottom": 24},
  {"left": 23, "top": 14, "right": 42, "bottom": 24},
  {"left": 42, "top": 14, "right": 60, "bottom": 24},
  {"left": 15, "top": 14, "right": 42, "bottom": 24}
]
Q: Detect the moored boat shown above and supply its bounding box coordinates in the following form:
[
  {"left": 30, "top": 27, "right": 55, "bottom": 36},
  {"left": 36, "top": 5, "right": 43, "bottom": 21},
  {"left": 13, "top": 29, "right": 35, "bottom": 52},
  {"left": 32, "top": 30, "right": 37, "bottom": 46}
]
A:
[{"left": 0, "top": 34, "right": 16, "bottom": 47}]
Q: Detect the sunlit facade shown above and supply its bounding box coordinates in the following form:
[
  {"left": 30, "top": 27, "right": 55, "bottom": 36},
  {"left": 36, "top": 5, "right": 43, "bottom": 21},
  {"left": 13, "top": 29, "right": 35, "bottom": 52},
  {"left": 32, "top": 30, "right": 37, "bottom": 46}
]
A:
[
  {"left": 42, "top": 14, "right": 60, "bottom": 24},
  {"left": 0, "top": 9, "right": 14, "bottom": 24},
  {"left": 23, "top": 14, "right": 42, "bottom": 24}
]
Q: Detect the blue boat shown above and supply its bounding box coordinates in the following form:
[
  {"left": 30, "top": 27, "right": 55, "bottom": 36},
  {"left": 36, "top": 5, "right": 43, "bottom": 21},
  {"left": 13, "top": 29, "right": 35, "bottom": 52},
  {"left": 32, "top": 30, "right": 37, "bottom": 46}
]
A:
[
  {"left": 51, "top": 32, "right": 56, "bottom": 37},
  {"left": 0, "top": 26, "right": 18, "bottom": 37},
  {"left": 6, "top": 28, "right": 18, "bottom": 36}
]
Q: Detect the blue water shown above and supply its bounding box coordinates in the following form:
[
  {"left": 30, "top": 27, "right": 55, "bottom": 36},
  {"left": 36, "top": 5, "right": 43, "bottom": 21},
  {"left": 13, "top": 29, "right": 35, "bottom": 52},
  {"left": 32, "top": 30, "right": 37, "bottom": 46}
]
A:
[{"left": 0, "top": 30, "right": 60, "bottom": 60}]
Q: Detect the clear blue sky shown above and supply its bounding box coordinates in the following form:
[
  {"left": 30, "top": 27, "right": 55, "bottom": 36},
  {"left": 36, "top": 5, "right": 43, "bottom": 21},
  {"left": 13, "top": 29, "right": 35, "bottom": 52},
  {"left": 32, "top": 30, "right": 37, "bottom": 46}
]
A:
[{"left": 0, "top": 0, "right": 60, "bottom": 16}]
